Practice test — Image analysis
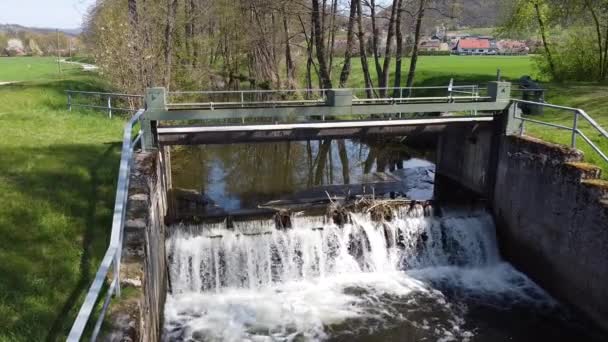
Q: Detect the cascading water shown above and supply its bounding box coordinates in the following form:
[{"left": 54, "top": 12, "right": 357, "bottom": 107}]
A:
[{"left": 163, "top": 208, "right": 571, "bottom": 342}]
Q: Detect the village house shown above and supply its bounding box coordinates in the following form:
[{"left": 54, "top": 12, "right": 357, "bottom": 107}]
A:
[{"left": 452, "top": 38, "right": 496, "bottom": 55}]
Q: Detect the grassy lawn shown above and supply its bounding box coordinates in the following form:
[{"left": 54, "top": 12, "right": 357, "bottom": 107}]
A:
[
  {"left": 0, "top": 58, "right": 125, "bottom": 341},
  {"left": 330, "top": 55, "right": 537, "bottom": 87}
]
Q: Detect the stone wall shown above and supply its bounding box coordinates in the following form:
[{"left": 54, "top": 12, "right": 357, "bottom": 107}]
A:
[
  {"left": 121, "top": 150, "right": 169, "bottom": 342},
  {"left": 493, "top": 135, "right": 608, "bottom": 330}
]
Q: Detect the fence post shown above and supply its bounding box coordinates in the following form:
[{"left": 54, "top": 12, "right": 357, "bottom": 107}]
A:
[
  {"left": 571, "top": 111, "right": 579, "bottom": 148},
  {"left": 67, "top": 92, "right": 72, "bottom": 111},
  {"left": 108, "top": 96, "right": 112, "bottom": 118}
]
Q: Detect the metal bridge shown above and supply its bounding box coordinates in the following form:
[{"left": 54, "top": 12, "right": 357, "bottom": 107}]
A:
[
  {"left": 141, "top": 82, "right": 510, "bottom": 149},
  {"left": 66, "top": 81, "right": 608, "bottom": 341}
]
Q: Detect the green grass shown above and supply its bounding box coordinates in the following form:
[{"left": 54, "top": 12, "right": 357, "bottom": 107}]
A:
[
  {"left": 0, "top": 57, "right": 67, "bottom": 82},
  {"left": 0, "top": 57, "right": 125, "bottom": 341},
  {"left": 329, "top": 55, "right": 536, "bottom": 88}
]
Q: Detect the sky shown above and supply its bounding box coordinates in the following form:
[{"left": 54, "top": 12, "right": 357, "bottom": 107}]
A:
[{"left": 0, "top": 0, "right": 96, "bottom": 29}]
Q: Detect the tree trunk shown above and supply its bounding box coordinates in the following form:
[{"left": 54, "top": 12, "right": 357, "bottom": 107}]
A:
[
  {"left": 379, "top": 0, "right": 399, "bottom": 96},
  {"left": 603, "top": 24, "right": 608, "bottom": 79},
  {"left": 533, "top": 2, "right": 557, "bottom": 80},
  {"left": 369, "top": 0, "right": 383, "bottom": 83},
  {"left": 356, "top": 0, "right": 374, "bottom": 97},
  {"left": 311, "top": 0, "right": 333, "bottom": 89},
  {"left": 127, "top": 0, "right": 142, "bottom": 91},
  {"left": 393, "top": 0, "right": 404, "bottom": 98},
  {"left": 327, "top": 0, "right": 338, "bottom": 78},
  {"left": 405, "top": 0, "right": 426, "bottom": 92},
  {"left": 584, "top": 0, "right": 604, "bottom": 79},
  {"left": 163, "top": 0, "right": 179, "bottom": 88},
  {"left": 282, "top": 10, "right": 296, "bottom": 88},
  {"left": 339, "top": 0, "right": 357, "bottom": 88}
]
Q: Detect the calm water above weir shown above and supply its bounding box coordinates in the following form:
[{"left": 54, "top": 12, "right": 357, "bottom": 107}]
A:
[
  {"left": 165, "top": 139, "right": 606, "bottom": 342},
  {"left": 170, "top": 139, "right": 435, "bottom": 211}
]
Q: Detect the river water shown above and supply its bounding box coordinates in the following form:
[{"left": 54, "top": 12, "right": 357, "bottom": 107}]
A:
[{"left": 164, "top": 139, "right": 606, "bottom": 341}]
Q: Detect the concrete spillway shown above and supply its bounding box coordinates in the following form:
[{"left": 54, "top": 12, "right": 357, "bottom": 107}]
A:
[{"left": 162, "top": 208, "right": 562, "bottom": 341}]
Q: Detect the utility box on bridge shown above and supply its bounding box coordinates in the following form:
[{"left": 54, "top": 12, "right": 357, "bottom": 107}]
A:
[{"left": 326, "top": 89, "right": 352, "bottom": 107}]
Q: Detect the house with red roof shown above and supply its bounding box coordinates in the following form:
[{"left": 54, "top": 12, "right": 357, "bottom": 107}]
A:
[{"left": 453, "top": 38, "right": 496, "bottom": 55}]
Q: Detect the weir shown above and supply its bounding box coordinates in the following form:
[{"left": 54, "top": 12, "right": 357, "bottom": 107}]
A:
[{"left": 67, "top": 82, "right": 608, "bottom": 341}]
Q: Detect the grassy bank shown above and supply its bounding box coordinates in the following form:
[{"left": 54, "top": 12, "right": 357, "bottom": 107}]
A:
[
  {"left": 525, "top": 84, "right": 608, "bottom": 174},
  {"left": 0, "top": 58, "right": 124, "bottom": 341}
]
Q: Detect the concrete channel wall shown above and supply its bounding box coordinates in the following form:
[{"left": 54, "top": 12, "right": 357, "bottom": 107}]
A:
[
  {"left": 492, "top": 135, "right": 608, "bottom": 331},
  {"left": 121, "top": 150, "right": 169, "bottom": 342},
  {"left": 434, "top": 122, "right": 496, "bottom": 200}
]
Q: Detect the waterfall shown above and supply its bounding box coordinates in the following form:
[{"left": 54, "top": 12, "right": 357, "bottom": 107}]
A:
[{"left": 164, "top": 209, "right": 554, "bottom": 341}]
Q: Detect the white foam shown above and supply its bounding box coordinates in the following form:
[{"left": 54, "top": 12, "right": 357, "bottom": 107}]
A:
[{"left": 164, "top": 211, "right": 554, "bottom": 341}]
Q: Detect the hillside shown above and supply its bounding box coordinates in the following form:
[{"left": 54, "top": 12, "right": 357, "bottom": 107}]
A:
[{"left": 0, "top": 23, "right": 80, "bottom": 36}]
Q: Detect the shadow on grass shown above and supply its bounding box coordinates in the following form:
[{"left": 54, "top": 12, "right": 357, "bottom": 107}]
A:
[{"left": 0, "top": 142, "right": 121, "bottom": 341}]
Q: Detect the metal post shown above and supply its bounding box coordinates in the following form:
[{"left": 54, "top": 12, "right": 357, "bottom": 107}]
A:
[
  {"left": 67, "top": 92, "right": 72, "bottom": 111},
  {"left": 240, "top": 91, "right": 244, "bottom": 108},
  {"left": 108, "top": 96, "right": 112, "bottom": 118},
  {"left": 571, "top": 111, "right": 578, "bottom": 148},
  {"left": 143, "top": 87, "right": 166, "bottom": 151}
]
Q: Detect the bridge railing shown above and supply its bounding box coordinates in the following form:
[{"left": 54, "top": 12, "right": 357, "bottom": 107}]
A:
[
  {"left": 66, "top": 109, "right": 144, "bottom": 342},
  {"left": 66, "top": 90, "right": 144, "bottom": 118},
  {"left": 167, "top": 89, "right": 328, "bottom": 109},
  {"left": 163, "top": 85, "right": 495, "bottom": 110},
  {"left": 511, "top": 99, "right": 608, "bottom": 164}
]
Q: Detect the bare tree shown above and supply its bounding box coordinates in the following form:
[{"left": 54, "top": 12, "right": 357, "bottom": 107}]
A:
[
  {"left": 393, "top": 0, "right": 405, "bottom": 97},
  {"left": 163, "top": 0, "right": 179, "bottom": 88},
  {"left": 405, "top": 0, "right": 426, "bottom": 91},
  {"left": 356, "top": 0, "right": 375, "bottom": 97},
  {"left": 311, "top": 0, "right": 333, "bottom": 88},
  {"left": 339, "top": 0, "right": 358, "bottom": 87},
  {"left": 379, "top": 0, "right": 400, "bottom": 96}
]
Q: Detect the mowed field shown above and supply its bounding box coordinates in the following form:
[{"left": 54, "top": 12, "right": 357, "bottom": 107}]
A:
[
  {"left": 0, "top": 54, "right": 606, "bottom": 341},
  {"left": 311, "top": 55, "right": 536, "bottom": 88},
  {"left": 0, "top": 57, "right": 83, "bottom": 82},
  {"left": 0, "top": 57, "right": 124, "bottom": 341}
]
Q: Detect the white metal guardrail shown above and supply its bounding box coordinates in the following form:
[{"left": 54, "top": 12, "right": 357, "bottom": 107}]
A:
[
  {"left": 66, "top": 109, "right": 144, "bottom": 341},
  {"left": 165, "top": 85, "right": 485, "bottom": 109},
  {"left": 512, "top": 99, "right": 608, "bottom": 163},
  {"left": 66, "top": 90, "right": 144, "bottom": 118}
]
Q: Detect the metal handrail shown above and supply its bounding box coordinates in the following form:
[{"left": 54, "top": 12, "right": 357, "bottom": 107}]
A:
[
  {"left": 511, "top": 99, "right": 608, "bottom": 163},
  {"left": 65, "top": 90, "right": 144, "bottom": 98},
  {"left": 66, "top": 90, "right": 143, "bottom": 118},
  {"left": 166, "top": 85, "right": 484, "bottom": 108},
  {"left": 67, "top": 109, "right": 144, "bottom": 341}
]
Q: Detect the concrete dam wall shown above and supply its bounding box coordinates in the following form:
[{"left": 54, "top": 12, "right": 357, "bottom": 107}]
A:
[{"left": 493, "top": 135, "right": 608, "bottom": 331}]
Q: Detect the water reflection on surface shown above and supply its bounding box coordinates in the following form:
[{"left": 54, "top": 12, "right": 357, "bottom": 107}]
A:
[{"left": 170, "top": 138, "right": 435, "bottom": 210}]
